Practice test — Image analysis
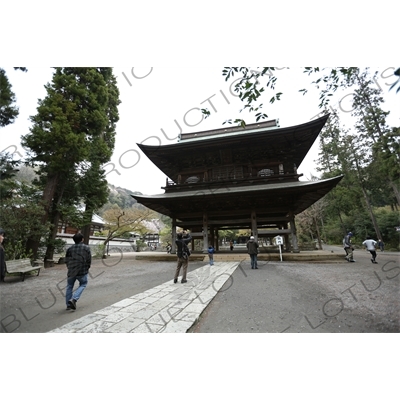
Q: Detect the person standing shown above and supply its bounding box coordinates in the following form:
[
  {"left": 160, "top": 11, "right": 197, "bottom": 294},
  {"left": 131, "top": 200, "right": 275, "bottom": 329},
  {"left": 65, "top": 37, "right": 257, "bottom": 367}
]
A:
[
  {"left": 344, "top": 232, "right": 355, "bottom": 262},
  {"left": 0, "top": 228, "right": 6, "bottom": 283},
  {"left": 247, "top": 236, "right": 259, "bottom": 269},
  {"left": 363, "top": 237, "right": 378, "bottom": 264},
  {"left": 208, "top": 245, "right": 215, "bottom": 266},
  {"left": 65, "top": 232, "right": 91, "bottom": 310},
  {"left": 378, "top": 239, "right": 385, "bottom": 252},
  {"left": 174, "top": 230, "right": 192, "bottom": 284}
]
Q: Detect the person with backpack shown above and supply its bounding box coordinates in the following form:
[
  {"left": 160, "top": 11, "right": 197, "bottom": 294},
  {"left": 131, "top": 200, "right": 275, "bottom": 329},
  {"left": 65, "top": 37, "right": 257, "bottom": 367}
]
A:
[
  {"left": 174, "top": 230, "right": 192, "bottom": 284},
  {"left": 247, "top": 236, "right": 259, "bottom": 269},
  {"left": 208, "top": 245, "right": 215, "bottom": 265},
  {"left": 343, "top": 232, "right": 355, "bottom": 262}
]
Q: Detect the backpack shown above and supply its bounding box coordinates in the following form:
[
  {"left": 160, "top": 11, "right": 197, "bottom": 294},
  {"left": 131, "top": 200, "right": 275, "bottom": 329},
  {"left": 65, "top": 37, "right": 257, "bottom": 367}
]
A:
[{"left": 182, "top": 242, "right": 191, "bottom": 259}]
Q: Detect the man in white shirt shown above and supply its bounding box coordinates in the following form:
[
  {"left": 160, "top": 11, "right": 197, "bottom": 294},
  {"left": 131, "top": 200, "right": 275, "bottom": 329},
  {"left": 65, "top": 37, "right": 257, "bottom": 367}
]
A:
[{"left": 362, "top": 237, "right": 378, "bottom": 264}]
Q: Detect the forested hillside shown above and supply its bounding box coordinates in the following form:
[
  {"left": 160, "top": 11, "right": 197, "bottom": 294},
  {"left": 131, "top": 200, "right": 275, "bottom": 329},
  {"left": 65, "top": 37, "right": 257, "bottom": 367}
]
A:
[{"left": 98, "top": 184, "right": 142, "bottom": 214}]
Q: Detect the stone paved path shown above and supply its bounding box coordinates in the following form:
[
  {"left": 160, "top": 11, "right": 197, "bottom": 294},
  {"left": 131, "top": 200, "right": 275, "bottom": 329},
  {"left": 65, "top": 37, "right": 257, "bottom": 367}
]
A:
[{"left": 49, "top": 262, "right": 239, "bottom": 333}]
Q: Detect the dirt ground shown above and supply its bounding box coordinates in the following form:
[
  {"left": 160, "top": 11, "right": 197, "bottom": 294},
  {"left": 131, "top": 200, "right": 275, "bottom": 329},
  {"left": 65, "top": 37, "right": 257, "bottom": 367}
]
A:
[
  {"left": 0, "top": 252, "right": 208, "bottom": 333},
  {"left": 190, "top": 245, "right": 400, "bottom": 333},
  {"left": 1, "top": 245, "right": 399, "bottom": 333}
]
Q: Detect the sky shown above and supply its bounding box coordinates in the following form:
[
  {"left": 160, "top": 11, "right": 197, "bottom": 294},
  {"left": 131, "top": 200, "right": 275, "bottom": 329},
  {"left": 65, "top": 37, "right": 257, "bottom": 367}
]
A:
[{"left": 1, "top": 67, "right": 399, "bottom": 196}]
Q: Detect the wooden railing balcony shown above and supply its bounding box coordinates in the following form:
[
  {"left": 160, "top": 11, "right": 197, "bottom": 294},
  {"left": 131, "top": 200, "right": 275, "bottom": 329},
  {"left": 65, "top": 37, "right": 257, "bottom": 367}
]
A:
[{"left": 163, "top": 172, "right": 303, "bottom": 192}]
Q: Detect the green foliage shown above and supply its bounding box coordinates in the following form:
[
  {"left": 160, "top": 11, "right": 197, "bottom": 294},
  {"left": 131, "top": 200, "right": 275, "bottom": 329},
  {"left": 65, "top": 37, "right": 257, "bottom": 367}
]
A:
[
  {"left": 221, "top": 67, "right": 399, "bottom": 249},
  {"left": 0, "top": 68, "right": 19, "bottom": 127},
  {"left": 37, "top": 237, "right": 66, "bottom": 259},
  {"left": 93, "top": 243, "right": 106, "bottom": 258},
  {"left": 376, "top": 207, "right": 400, "bottom": 249},
  {"left": 221, "top": 67, "right": 278, "bottom": 125},
  {"left": 320, "top": 207, "right": 399, "bottom": 250},
  {"left": 22, "top": 68, "right": 117, "bottom": 174},
  {"left": 159, "top": 223, "right": 172, "bottom": 246},
  {"left": 4, "top": 241, "right": 33, "bottom": 261},
  {"left": 220, "top": 67, "right": 374, "bottom": 126},
  {"left": 135, "top": 239, "right": 146, "bottom": 252},
  {"left": 0, "top": 153, "right": 20, "bottom": 199},
  {"left": 303, "top": 67, "right": 360, "bottom": 108},
  {"left": 20, "top": 67, "right": 120, "bottom": 258},
  {"left": 0, "top": 181, "right": 50, "bottom": 259},
  {"left": 267, "top": 68, "right": 400, "bottom": 247}
]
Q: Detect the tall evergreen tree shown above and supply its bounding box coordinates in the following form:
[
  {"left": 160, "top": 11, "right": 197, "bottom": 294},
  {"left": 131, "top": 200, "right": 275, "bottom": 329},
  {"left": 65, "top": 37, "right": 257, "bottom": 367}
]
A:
[
  {"left": 21, "top": 68, "right": 120, "bottom": 258},
  {"left": 0, "top": 68, "right": 19, "bottom": 127},
  {"left": 80, "top": 69, "right": 120, "bottom": 244},
  {"left": 0, "top": 67, "right": 27, "bottom": 127},
  {"left": 317, "top": 110, "right": 364, "bottom": 235},
  {"left": 350, "top": 134, "right": 383, "bottom": 241},
  {"left": 346, "top": 68, "right": 400, "bottom": 206}
]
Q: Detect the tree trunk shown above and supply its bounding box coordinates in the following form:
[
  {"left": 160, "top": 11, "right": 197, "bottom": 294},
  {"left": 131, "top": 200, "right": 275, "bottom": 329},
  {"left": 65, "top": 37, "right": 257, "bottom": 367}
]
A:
[
  {"left": 103, "top": 235, "right": 114, "bottom": 257},
  {"left": 354, "top": 74, "right": 400, "bottom": 206},
  {"left": 360, "top": 185, "right": 382, "bottom": 241},
  {"left": 314, "top": 215, "right": 323, "bottom": 250},
  {"left": 389, "top": 181, "right": 400, "bottom": 206},
  {"left": 354, "top": 155, "right": 383, "bottom": 241},
  {"left": 82, "top": 224, "right": 91, "bottom": 245},
  {"left": 26, "top": 174, "right": 59, "bottom": 259},
  {"left": 337, "top": 210, "right": 346, "bottom": 235},
  {"left": 44, "top": 209, "right": 61, "bottom": 262},
  {"left": 41, "top": 174, "right": 59, "bottom": 221}
]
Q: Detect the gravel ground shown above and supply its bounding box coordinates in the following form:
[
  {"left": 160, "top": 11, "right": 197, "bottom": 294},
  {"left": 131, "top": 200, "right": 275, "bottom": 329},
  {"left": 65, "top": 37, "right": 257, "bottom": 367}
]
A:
[
  {"left": 1, "top": 246, "right": 399, "bottom": 333},
  {"left": 0, "top": 253, "right": 207, "bottom": 333},
  {"left": 190, "top": 245, "right": 400, "bottom": 333}
]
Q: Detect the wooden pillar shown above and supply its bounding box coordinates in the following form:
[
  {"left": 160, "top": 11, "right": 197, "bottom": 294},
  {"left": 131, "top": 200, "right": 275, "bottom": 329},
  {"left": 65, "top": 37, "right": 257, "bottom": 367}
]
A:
[
  {"left": 289, "top": 213, "right": 299, "bottom": 253},
  {"left": 171, "top": 217, "right": 177, "bottom": 254},
  {"left": 202, "top": 212, "right": 209, "bottom": 253},
  {"left": 251, "top": 210, "right": 258, "bottom": 241},
  {"left": 284, "top": 223, "right": 290, "bottom": 251},
  {"left": 191, "top": 237, "right": 195, "bottom": 253}
]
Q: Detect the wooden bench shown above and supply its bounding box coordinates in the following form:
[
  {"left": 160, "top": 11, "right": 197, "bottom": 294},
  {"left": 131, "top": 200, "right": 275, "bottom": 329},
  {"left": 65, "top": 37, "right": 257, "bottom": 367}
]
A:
[{"left": 5, "top": 259, "right": 42, "bottom": 282}]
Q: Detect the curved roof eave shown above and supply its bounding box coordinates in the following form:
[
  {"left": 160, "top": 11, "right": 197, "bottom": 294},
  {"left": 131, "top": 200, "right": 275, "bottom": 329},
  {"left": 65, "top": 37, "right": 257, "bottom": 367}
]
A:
[
  {"left": 131, "top": 175, "right": 343, "bottom": 218},
  {"left": 136, "top": 114, "right": 330, "bottom": 182},
  {"left": 138, "top": 114, "right": 330, "bottom": 151},
  {"left": 132, "top": 175, "right": 342, "bottom": 200}
]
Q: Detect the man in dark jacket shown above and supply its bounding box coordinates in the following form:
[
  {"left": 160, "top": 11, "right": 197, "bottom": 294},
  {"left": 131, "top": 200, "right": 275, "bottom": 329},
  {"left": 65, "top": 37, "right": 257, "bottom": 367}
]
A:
[
  {"left": 247, "top": 236, "right": 259, "bottom": 269},
  {"left": 174, "top": 230, "right": 192, "bottom": 284},
  {"left": 65, "top": 232, "right": 91, "bottom": 310},
  {"left": 0, "top": 228, "right": 6, "bottom": 283}
]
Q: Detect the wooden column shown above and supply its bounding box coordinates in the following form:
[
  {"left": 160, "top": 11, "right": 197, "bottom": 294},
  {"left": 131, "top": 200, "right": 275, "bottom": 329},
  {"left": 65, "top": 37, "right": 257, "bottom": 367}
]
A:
[
  {"left": 202, "top": 212, "right": 209, "bottom": 253},
  {"left": 289, "top": 213, "right": 299, "bottom": 253},
  {"left": 171, "top": 217, "right": 177, "bottom": 254},
  {"left": 251, "top": 210, "right": 258, "bottom": 241},
  {"left": 284, "top": 223, "right": 290, "bottom": 251},
  {"left": 210, "top": 225, "right": 214, "bottom": 250}
]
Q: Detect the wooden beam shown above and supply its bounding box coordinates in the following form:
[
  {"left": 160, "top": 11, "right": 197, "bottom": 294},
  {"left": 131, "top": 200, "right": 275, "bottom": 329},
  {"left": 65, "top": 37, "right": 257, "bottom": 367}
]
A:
[{"left": 257, "top": 229, "right": 292, "bottom": 235}]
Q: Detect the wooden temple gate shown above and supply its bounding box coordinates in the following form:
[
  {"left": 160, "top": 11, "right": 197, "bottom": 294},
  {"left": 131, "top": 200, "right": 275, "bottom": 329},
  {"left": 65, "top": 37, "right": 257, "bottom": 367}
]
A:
[{"left": 132, "top": 115, "right": 342, "bottom": 254}]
